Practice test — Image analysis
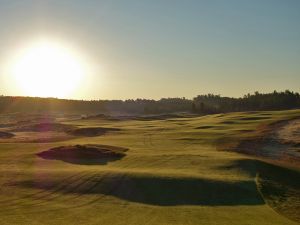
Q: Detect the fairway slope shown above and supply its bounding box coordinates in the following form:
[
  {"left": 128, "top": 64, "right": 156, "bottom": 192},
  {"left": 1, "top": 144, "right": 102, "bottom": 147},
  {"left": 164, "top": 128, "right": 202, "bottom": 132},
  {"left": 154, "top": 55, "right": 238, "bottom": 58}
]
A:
[{"left": 1, "top": 109, "right": 300, "bottom": 225}]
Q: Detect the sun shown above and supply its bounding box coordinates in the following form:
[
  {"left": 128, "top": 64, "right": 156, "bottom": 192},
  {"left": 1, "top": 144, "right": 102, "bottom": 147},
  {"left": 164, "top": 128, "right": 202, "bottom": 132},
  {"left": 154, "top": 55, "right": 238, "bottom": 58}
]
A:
[{"left": 9, "top": 39, "right": 85, "bottom": 98}]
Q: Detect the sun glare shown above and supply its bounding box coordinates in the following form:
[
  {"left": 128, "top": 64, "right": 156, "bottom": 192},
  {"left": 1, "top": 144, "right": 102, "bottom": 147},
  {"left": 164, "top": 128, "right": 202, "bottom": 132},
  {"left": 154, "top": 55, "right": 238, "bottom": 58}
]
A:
[{"left": 9, "top": 40, "right": 85, "bottom": 98}]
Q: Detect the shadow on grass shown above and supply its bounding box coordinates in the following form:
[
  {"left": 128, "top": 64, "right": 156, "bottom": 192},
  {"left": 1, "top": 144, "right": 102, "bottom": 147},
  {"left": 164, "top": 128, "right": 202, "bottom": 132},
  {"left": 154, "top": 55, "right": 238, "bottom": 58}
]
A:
[
  {"left": 220, "top": 120, "right": 237, "bottom": 124},
  {"left": 240, "top": 116, "right": 271, "bottom": 121},
  {"left": 15, "top": 173, "right": 264, "bottom": 206}
]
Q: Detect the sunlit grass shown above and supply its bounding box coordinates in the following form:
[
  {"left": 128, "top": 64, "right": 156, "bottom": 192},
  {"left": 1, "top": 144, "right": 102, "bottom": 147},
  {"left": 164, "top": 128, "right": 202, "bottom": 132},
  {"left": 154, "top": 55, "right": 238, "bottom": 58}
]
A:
[{"left": 0, "top": 110, "right": 299, "bottom": 224}]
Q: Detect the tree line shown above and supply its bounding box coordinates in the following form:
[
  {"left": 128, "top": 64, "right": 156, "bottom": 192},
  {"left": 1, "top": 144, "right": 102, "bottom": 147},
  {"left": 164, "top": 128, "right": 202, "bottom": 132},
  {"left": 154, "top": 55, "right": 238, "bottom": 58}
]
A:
[
  {"left": 192, "top": 90, "right": 300, "bottom": 114},
  {"left": 0, "top": 90, "right": 299, "bottom": 115}
]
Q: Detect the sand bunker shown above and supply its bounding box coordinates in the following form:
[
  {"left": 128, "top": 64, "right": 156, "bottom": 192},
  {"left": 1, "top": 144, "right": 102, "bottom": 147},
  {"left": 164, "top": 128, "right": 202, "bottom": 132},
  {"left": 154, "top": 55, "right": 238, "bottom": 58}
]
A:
[
  {"left": 227, "top": 118, "right": 300, "bottom": 166},
  {"left": 68, "top": 127, "right": 120, "bottom": 137},
  {"left": 277, "top": 119, "right": 300, "bottom": 144},
  {"left": 37, "top": 144, "right": 128, "bottom": 165},
  {"left": 10, "top": 122, "right": 76, "bottom": 132},
  {"left": 0, "top": 123, "right": 15, "bottom": 128},
  {"left": 195, "top": 125, "right": 214, "bottom": 129},
  {"left": 0, "top": 131, "right": 14, "bottom": 138}
]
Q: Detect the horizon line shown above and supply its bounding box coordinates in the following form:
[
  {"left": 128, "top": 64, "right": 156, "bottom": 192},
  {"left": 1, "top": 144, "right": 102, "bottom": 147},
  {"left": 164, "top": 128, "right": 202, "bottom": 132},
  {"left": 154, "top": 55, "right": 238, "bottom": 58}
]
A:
[{"left": 1, "top": 89, "right": 298, "bottom": 102}]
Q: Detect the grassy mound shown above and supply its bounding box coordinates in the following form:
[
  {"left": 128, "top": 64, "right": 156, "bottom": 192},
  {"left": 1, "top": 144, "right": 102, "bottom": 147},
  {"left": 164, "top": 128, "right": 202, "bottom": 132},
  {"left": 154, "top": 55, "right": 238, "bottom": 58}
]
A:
[
  {"left": 221, "top": 159, "right": 300, "bottom": 223},
  {"left": 134, "top": 113, "right": 191, "bottom": 121},
  {"left": 68, "top": 127, "right": 120, "bottom": 137},
  {"left": 0, "top": 131, "right": 14, "bottom": 138},
  {"left": 257, "top": 162, "right": 300, "bottom": 223},
  {"left": 240, "top": 116, "right": 271, "bottom": 121},
  {"left": 82, "top": 114, "right": 120, "bottom": 121},
  {"left": 37, "top": 144, "right": 128, "bottom": 165}
]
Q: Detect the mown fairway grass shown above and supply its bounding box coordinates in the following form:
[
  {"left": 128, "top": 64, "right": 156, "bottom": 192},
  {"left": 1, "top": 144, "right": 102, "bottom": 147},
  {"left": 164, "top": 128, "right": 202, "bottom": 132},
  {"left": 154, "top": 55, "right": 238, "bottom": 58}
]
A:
[{"left": 0, "top": 110, "right": 300, "bottom": 225}]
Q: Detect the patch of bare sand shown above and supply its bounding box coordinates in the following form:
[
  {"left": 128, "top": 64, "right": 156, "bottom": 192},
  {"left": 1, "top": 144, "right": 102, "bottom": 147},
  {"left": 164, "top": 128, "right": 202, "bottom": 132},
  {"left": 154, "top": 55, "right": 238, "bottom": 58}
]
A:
[
  {"left": 260, "top": 119, "right": 300, "bottom": 163},
  {"left": 277, "top": 119, "right": 300, "bottom": 146},
  {"left": 219, "top": 118, "right": 300, "bottom": 167}
]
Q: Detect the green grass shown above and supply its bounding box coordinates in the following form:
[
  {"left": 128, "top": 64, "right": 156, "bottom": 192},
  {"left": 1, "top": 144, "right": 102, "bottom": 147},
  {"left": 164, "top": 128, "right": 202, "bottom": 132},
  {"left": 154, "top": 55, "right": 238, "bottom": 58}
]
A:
[{"left": 0, "top": 110, "right": 300, "bottom": 224}]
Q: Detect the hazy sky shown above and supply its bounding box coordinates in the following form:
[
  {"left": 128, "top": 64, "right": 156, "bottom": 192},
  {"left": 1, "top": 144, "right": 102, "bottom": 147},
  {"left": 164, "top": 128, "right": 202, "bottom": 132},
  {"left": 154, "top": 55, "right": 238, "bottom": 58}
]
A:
[{"left": 0, "top": 0, "right": 299, "bottom": 100}]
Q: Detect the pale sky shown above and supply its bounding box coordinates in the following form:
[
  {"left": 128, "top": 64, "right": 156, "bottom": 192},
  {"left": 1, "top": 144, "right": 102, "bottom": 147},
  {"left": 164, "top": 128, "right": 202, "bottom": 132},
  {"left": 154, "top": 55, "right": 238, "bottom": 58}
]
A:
[{"left": 0, "top": 0, "right": 299, "bottom": 100}]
